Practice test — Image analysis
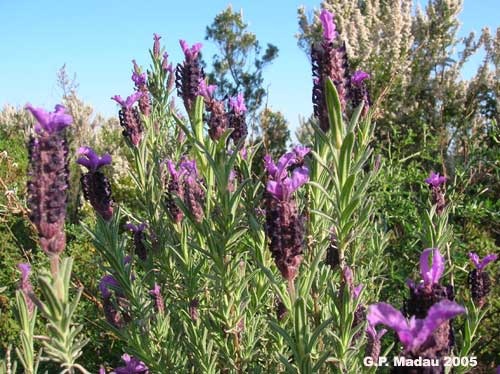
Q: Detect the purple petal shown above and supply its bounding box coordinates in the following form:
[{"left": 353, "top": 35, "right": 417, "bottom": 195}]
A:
[
  {"left": 353, "top": 284, "right": 363, "bottom": 299},
  {"left": 468, "top": 252, "right": 480, "bottom": 268},
  {"left": 263, "top": 154, "right": 278, "bottom": 178},
  {"left": 18, "top": 263, "right": 31, "bottom": 282},
  {"left": 132, "top": 71, "right": 147, "bottom": 86},
  {"left": 406, "top": 279, "right": 416, "bottom": 291},
  {"left": 111, "top": 95, "right": 126, "bottom": 107},
  {"left": 99, "top": 365, "right": 106, "bottom": 374},
  {"left": 76, "top": 146, "right": 111, "bottom": 172},
  {"left": 99, "top": 275, "right": 119, "bottom": 299},
  {"left": 97, "top": 154, "right": 112, "bottom": 169},
  {"left": 166, "top": 160, "right": 178, "bottom": 179},
  {"left": 478, "top": 253, "right": 498, "bottom": 271},
  {"left": 125, "top": 92, "right": 143, "bottom": 108},
  {"left": 149, "top": 283, "right": 161, "bottom": 296},
  {"left": 229, "top": 93, "right": 247, "bottom": 114},
  {"left": 420, "top": 248, "right": 444, "bottom": 286},
  {"left": 266, "top": 180, "right": 282, "bottom": 200},
  {"left": 275, "top": 152, "right": 297, "bottom": 180},
  {"left": 198, "top": 80, "right": 217, "bottom": 100},
  {"left": 319, "top": 9, "right": 337, "bottom": 42},
  {"left": 292, "top": 146, "right": 310, "bottom": 159},
  {"left": 179, "top": 39, "right": 202, "bottom": 59},
  {"left": 413, "top": 300, "right": 465, "bottom": 352},
  {"left": 351, "top": 70, "right": 371, "bottom": 85},
  {"left": 425, "top": 171, "right": 446, "bottom": 187},
  {"left": 367, "top": 302, "right": 409, "bottom": 342},
  {"left": 26, "top": 104, "right": 72, "bottom": 133},
  {"left": 289, "top": 166, "right": 309, "bottom": 194}
]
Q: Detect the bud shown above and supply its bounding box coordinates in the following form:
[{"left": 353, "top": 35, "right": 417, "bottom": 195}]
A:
[
  {"left": 125, "top": 223, "right": 147, "bottom": 261},
  {"left": 17, "top": 263, "right": 34, "bottom": 315}
]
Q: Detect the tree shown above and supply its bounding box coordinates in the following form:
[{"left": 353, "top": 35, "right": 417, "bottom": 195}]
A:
[{"left": 205, "top": 5, "right": 279, "bottom": 125}]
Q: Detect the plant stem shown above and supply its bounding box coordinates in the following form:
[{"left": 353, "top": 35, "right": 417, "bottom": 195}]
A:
[{"left": 50, "top": 255, "right": 59, "bottom": 276}]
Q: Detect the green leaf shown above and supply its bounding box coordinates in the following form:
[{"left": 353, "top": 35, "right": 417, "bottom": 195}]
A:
[
  {"left": 339, "top": 132, "right": 354, "bottom": 186},
  {"left": 325, "top": 78, "right": 343, "bottom": 148}
]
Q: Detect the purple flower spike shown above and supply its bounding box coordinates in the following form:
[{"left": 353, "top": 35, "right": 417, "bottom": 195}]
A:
[
  {"left": 111, "top": 92, "right": 143, "bottom": 110},
  {"left": 79, "top": 147, "right": 113, "bottom": 220},
  {"left": 425, "top": 171, "right": 447, "bottom": 187},
  {"left": 113, "top": 93, "right": 144, "bottom": 146},
  {"left": 100, "top": 365, "right": 106, "bottom": 374},
  {"left": 469, "top": 252, "right": 498, "bottom": 271},
  {"left": 77, "top": 147, "right": 112, "bottom": 172},
  {"left": 229, "top": 93, "right": 247, "bottom": 115},
  {"left": 468, "top": 252, "right": 498, "bottom": 307},
  {"left": 351, "top": 70, "right": 370, "bottom": 85},
  {"left": 368, "top": 300, "right": 465, "bottom": 355},
  {"left": 420, "top": 248, "right": 445, "bottom": 288},
  {"left": 176, "top": 40, "right": 205, "bottom": 114},
  {"left": 26, "top": 103, "right": 71, "bottom": 256},
  {"left": 319, "top": 9, "right": 337, "bottom": 42},
  {"left": 112, "top": 354, "right": 149, "bottom": 374},
  {"left": 25, "top": 104, "right": 73, "bottom": 134},
  {"left": 265, "top": 150, "right": 308, "bottom": 281}
]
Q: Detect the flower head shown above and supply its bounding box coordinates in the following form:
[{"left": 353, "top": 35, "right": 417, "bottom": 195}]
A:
[
  {"left": 367, "top": 300, "right": 465, "bottom": 355},
  {"left": 77, "top": 147, "right": 112, "bottom": 172},
  {"left": 25, "top": 104, "right": 72, "bottom": 134},
  {"left": 319, "top": 9, "right": 337, "bottom": 42},
  {"left": 469, "top": 252, "right": 498, "bottom": 272},
  {"left": 425, "top": 171, "right": 447, "bottom": 187}
]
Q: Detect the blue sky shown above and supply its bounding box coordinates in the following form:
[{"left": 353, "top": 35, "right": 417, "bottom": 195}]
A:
[{"left": 0, "top": 0, "right": 498, "bottom": 133}]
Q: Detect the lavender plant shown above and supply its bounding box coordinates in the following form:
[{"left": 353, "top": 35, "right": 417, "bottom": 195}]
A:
[{"left": 6, "top": 7, "right": 498, "bottom": 373}]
